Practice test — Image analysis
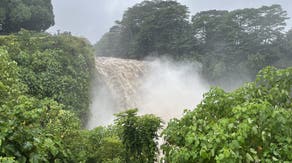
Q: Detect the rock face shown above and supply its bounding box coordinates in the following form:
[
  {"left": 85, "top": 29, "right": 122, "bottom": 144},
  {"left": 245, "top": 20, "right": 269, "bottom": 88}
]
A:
[{"left": 95, "top": 57, "right": 146, "bottom": 109}]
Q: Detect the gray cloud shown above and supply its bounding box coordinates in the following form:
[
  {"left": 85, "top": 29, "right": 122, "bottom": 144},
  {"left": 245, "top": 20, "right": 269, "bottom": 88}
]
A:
[{"left": 47, "top": 0, "right": 292, "bottom": 44}]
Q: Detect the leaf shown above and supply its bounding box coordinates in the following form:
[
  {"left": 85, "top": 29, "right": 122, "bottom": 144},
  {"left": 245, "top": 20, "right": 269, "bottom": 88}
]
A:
[
  {"left": 250, "top": 148, "right": 257, "bottom": 154},
  {"left": 246, "top": 153, "right": 254, "bottom": 162},
  {"left": 23, "top": 141, "right": 33, "bottom": 151},
  {"left": 252, "top": 126, "right": 258, "bottom": 134},
  {"left": 272, "top": 156, "right": 279, "bottom": 161},
  {"left": 29, "top": 154, "right": 40, "bottom": 163},
  {"left": 200, "top": 149, "right": 209, "bottom": 159}
]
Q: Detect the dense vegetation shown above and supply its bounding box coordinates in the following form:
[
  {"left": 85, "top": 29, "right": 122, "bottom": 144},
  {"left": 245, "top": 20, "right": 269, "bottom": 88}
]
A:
[
  {"left": 0, "top": 30, "right": 94, "bottom": 122},
  {"left": 0, "top": 29, "right": 163, "bottom": 162},
  {"left": 0, "top": 0, "right": 54, "bottom": 34},
  {"left": 95, "top": 1, "right": 292, "bottom": 86},
  {"left": 95, "top": 1, "right": 192, "bottom": 60},
  {"left": 162, "top": 67, "right": 292, "bottom": 162},
  {"left": 0, "top": 0, "right": 291, "bottom": 162}
]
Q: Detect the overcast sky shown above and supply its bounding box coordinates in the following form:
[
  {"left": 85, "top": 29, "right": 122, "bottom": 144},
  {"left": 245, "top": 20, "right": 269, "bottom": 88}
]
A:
[{"left": 47, "top": 0, "right": 292, "bottom": 44}]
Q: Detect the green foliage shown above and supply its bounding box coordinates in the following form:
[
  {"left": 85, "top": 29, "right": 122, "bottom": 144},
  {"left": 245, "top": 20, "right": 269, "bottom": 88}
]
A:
[
  {"left": 115, "top": 109, "right": 162, "bottom": 163},
  {"left": 0, "top": 48, "right": 24, "bottom": 105},
  {"left": 192, "top": 5, "right": 289, "bottom": 84},
  {"left": 95, "top": 25, "right": 126, "bottom": 58},
  {"left": 87, "top": 126, "right": 124, "bottom": 162},
  {"left": 274, "top": 28, "right": 292, "bottom": 68},
  {"left": 0, "top": 157, "right": 16, "bottom": 163},
  {"left": 0, "top": 0, "right": 54, "bottom": 34},
  {"left": 0, "top": 96, "right": 79, "bottom": 162},
  {"left": 1, "top": 1, "right": 292, "bottom": 162},
  {"left": 0, "top": 31, "right": 104, "bottom": 162},
  {"left": 96, "top": 2, "right": 291, "bottom": 87},
  {"left": 0, "top": 49, "right": 81, "bottom": 161},
  {"left": 162, "top": 66, "right": 292, "bottom": 162},
  {"left": 95, "top": 0, "right": 194, "bottom": 59},
  {"left": 57, "top": 126, "right": 124, "bottom": 163},
  {"left": 0, "top": 30, "right": 95, "bottom": 122}
]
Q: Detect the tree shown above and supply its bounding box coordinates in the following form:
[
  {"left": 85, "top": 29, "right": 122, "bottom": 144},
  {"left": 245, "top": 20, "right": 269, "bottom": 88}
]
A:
[
  {"left": 94, "top": 25, "right": 127, "bottom": 57},
  {"left": 95, "top": 0, "right": 194, "bottom": 59},
  {"left": 0, "top": 48, "right": 81, "bottom": 162},
  {"left": 191, "top": 5, "right": 289, "bottom": 84},
  {"left": 115, "top": 109, "right": 162, "bottom": 163},
  {"left": 273, "top": 29, "right": 292, "bottom": 68},
  {"left": 162, "top": 66, "right": 292, "bottom": 162},
  {"left": 0, "top": 0, "right": 54, "bottom": 34},
  {"left": 0, "top": 30, "right": 95, "bottom": 123}
]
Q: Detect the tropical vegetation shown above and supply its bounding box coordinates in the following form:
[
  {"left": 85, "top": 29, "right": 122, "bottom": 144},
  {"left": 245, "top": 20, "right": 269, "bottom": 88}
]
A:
[{"left": 0, "top": 0, "right": 291, "bottom": 162}]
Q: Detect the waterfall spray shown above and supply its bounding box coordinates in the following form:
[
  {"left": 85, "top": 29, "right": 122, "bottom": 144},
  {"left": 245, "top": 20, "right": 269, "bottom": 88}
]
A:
[{"left": 87, "top": 57, "right": 209, "bottom": 129}]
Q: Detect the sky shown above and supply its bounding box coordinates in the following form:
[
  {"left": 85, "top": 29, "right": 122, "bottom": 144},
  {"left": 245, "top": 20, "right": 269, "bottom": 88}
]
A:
[{"left": 47, "top": 0, "right": 292, "bottom": 44}]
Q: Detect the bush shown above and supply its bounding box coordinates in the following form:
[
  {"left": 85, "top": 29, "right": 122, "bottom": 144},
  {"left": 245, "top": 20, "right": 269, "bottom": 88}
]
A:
[
  {"left": 0, "top": 30, "right": 95, "bottom": 123},
  {"left": 162, "top": 66, "right": 292, "bottom": 162}
]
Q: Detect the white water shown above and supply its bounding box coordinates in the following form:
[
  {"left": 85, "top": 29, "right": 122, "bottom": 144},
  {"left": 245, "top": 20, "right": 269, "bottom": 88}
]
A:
[{"left": 87, "top": 57, "right": 209, "bottom": 129}]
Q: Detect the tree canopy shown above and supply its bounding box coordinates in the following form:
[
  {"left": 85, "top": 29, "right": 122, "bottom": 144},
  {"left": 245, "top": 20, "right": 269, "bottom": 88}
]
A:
[
  {"left": 1, "top": 1, "right": 292, "bottom": 162},
  {"left": 162, "top": 66, "right": 292, "bottom": 162},
  {"left": 115, "top": 109, "right": 162, "bottom": 162},
  {"left": 192, "top": 5, "right": 289, "bottom": 84},
  {"left": 0, "top": 0, "right": 54, "bottom": 34},
  {"left": 95, "top": 2, "right": 291, "bottom": 87},
  {"left": 95, "top": 0, "right": 194, "bottom": 59},
  {"left": 0, "top": 30, "right": 95, "bottom": 123}
]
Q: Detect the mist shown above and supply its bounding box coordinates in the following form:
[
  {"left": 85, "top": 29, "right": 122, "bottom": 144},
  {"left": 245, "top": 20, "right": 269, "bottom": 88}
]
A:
[
  {"left": 87, "top": 77, "right": 118, "bottom": 128},
  {"left": 87, "top": 57, "right": 209, "bottom": 129},
  {"left": 137, "top": 58, "right": 208, "bottom": 120}
]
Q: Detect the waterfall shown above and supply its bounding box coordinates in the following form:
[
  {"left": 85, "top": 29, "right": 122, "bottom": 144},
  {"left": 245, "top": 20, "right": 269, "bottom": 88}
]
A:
[
  {"left": 87, "top": 57, "right": 147, "bottom": 128},
  {"left": 87, "top": 57, "right": 208, "bottom": 129},
  {"left": 94, "top": 57, "right": 146, "bottom": 109}
]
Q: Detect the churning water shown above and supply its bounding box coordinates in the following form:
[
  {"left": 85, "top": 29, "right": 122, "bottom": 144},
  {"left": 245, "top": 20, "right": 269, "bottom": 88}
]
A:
[{"left": 87, "top": 57, "right": 208, "bottom": 129}]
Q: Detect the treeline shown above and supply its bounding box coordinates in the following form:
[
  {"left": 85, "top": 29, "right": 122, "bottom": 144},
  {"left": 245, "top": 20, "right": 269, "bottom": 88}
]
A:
[{"left": 95, "top": 1, "right": 292, "bottom": 85}]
